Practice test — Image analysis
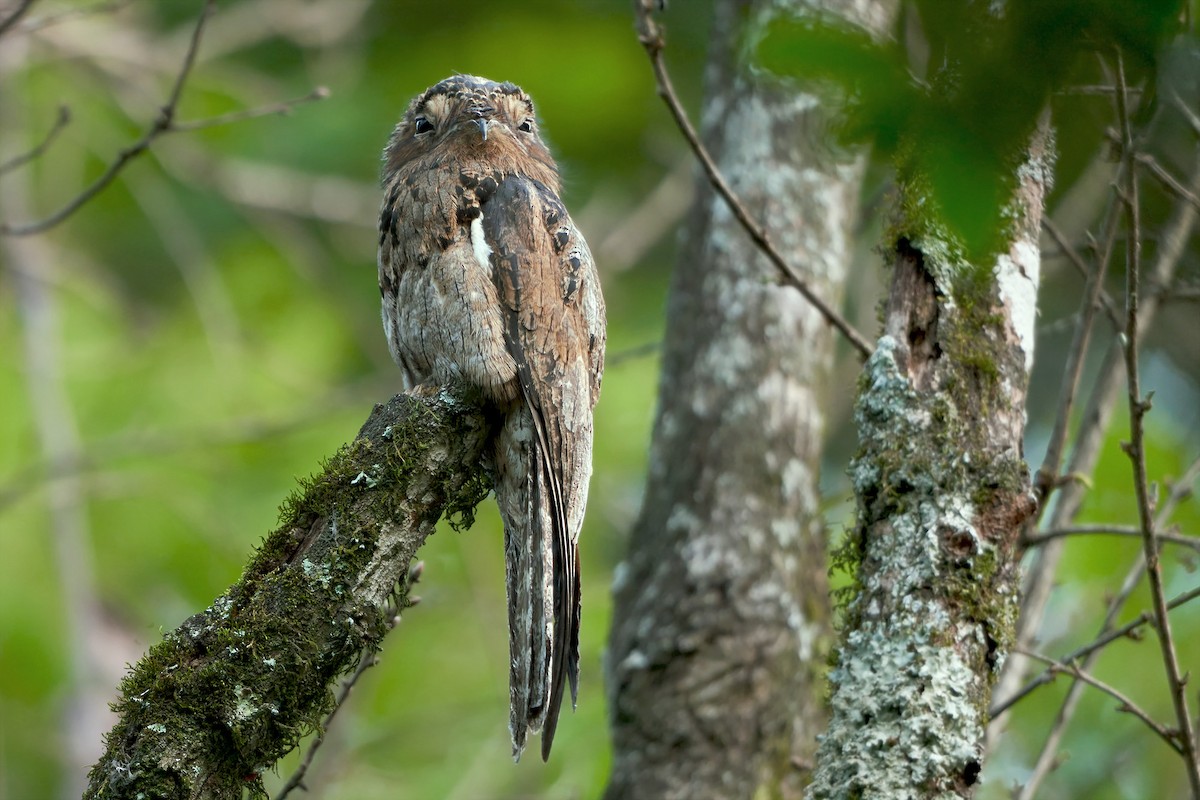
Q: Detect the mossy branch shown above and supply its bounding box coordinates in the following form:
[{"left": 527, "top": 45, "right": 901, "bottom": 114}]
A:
[{"left": 83, "top": 387, "right": 494, "bottom": 800}]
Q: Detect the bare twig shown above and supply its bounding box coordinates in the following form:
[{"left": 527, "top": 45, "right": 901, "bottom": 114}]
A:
[
  {"left": 1023, "top": 523, "right": 1199, "bottom": 551},
  {"left": 1114, "top": 50, "right": 1200, "bottom": 792},
  {"left": 591, "top": 156, "right": 694, "bottom": 273},
  {"left": 1014, "top": 551, "right": 1151, "bottom": 800},
  {"left": 11, "top": 0, "right": 131, "bottom": 34},
  {"left": 0, "top": 1, "right": 329, "bottom": 237},
  {"left": 1159, "top": 284, "right": 1200, "bottom": 302},
  {"left": 1005, "top": 56, "right": 1200, "bottom": 797},
  {"left": 1175, "top": 92, "right": 1200, "bottom": 138},
  {"left": 1136, "top": 152, "right": 1200, "bottom": 212},
  {"left": 0, "top": 373, "right": 398, "bottom": 513},
  {"left": 1002, "top": 460, "right": 1200, "bottom": 798},
  {"left": 631, "top": 0, "right": 873, "bottom": 360},
  {"left": 991, "top": 583, "right": 1200, "bottom": 717},
  {"left": 169, "top": 86, "right": 330, "bottom": 132},
  {"left": 996, "top": 458, "right": 1200, "bottom": 721},
  {"left": 0, "top": 0, "right": 37, "bottom": 36},
  {"left": 607, "top": 340, "right": 661, "bottom": 367},
  {"left": 996, "top": 89, "right": 1200, "bottom": 741},
  {"left": 0, "top": 105, "right": 70, "bottom": 176},
  {"left": 1030, "top": 203, "right": 1122, "bottom": 510},
  {"left": 1055, "top": 84, "right": 1144, "bottom": 96},
  {"left": 1015, "top": 649, "right": 1184, "bottom": 756},
  {"left": 0, "top": 0, "right": 214, "bottom": 235},
  {"left": 4, "top": 233, "right": 109, "bottom": 797},
  {"left": 1041, "top": 216, "right": 1122, "bottom": 329}
]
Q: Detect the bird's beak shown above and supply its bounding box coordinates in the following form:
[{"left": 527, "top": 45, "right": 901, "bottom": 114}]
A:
[{"left": 474, "top": 118, "right": 489, "bottom": 141}]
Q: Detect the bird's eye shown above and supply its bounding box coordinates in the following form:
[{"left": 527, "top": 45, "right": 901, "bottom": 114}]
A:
[
  {"left": 518, "top": 119, "right": 534, "bottom": 133},
  {"left": 414, "top": 117, "right": 434, "bottom": 134}
]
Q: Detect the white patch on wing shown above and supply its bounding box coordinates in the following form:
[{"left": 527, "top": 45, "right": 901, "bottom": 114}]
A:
[{"left": 470, "top": 214, "right": 493, "bottom": 275}]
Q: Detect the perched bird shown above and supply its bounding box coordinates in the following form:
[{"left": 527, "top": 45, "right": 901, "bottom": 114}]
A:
[{"left": 377, "top": 75, "right": 605, "bottom": 761}]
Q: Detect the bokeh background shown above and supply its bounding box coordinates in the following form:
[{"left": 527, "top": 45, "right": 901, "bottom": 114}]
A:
[{"left": 1, "top": 2, "right": 1198, "bottom": 798}]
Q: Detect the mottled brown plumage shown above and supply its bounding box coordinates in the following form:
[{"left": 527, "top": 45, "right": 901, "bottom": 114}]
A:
[{"left": 377, "top": 75, "right": 605, "bottom": 761}]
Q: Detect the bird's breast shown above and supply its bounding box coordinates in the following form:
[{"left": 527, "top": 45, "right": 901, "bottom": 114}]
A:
[{"left": 380, "top": 166, "right": 519, "bottom": 404}]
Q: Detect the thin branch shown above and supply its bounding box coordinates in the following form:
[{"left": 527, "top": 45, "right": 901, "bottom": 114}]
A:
[
  {"left": 1055, "top": 84, "right": 1144, "bottom": 96},
  {"left": 1015, "top": 649, "right": 1184, "bottom": 756},
  {"left": 1136, "top": 152, "right": 1200, "bottom": 212},
  {"left": 1014, "top": 545, "right": 1151, "bottom": 800},
  {"left": 1175, "top": 92, "right": 1200, "bottom": 138},
  {"left": 631, "top": 0, "right": 873, "bottom": 360},
  {"left": 0, "top": 1, "right": 329, "bottom": 237},
  {"left": 993, "top": 460, "right": 1200, "bottom": 714},
  {"left": 991, "top": 583, "right": 1200, "bottom": 717},
  {"left": 11, "top": 0, "right": 131, "bottom": 34},
  {"left": 998, "top": 78, "right": 1200, "bottom": 740},
  {"left": 0, "top": 0, "right": 37, "bottom": 36},
  {"left": 0, "top": 105, "right": 70, "bottom": 176},
  {"left": 1041, "top": 217, "right": 1122, "bottom": 329},
  {"left": 169, "top": 86, "right": 330, "bottom": 132},
  {"left": 1023, "top": 523, "right": 1199, "bottom": 551},
  {"left": 4, "top": 223, "right": 107, "bottom": 796},
  {"left": 1158, "top": 284, "right": 1200, "bottom": 302},
  {"left": 607, "top": 340, "right": 661, "bottom": 367},
  {"left": 1115, "top": 49, "right": 1200, "bottom": 791},
  {"left": 0, "top": 0, "right": 213, "bottom": 235},
  {"left": 1030, "top": 205, "right": 1122, "bottom": 510},
  {"left": 1003, "top": 455, "right": 1200, "bottom": 800}
]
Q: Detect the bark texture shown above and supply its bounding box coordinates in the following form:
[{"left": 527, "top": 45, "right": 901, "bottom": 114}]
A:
[
  {"left": 808, "top": 128, "right": 1053, "bottom": 797},
  {"left": 604, "top": 2, "right": 893, "bottom": 798},
  {"left": 83, "top": 388, "right": 492, "bottom": 800}
]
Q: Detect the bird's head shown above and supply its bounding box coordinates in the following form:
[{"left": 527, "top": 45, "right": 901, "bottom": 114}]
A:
[{"left": 383, "top": 75, "right": 561, "bottom": 192}]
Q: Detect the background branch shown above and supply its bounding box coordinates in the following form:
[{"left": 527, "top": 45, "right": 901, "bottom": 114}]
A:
[
  {"left": 0, "top": 104, "right": 69, "bottom": 176},
  {"left": 0, "top": 0, "right": 327, "bottom": 237},
  {"left": 1115, "top": 50, "right": 1200, "bottom": 792},
  {"left": 1015, "top": 649, "right": 1184, "bottom": 754},
  {"left": 0, "top": 0, "right": 37, "bottom": 37}
]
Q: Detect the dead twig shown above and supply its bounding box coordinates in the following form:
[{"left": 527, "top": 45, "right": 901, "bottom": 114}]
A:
[
  {"left": 1136, "top": 152, "right": 1200, "bottom": 213},
  {"left": 1114, "top": 50, "right": 1200, "bottom": 792},
  {"left": 0, "top": 105, "right": 70, "bottom": 176},
  {"left": 0, "top": 0, "right": 328, "bottom": 237},
  {"left": 991, "top": 583, "right": 1200, "bottom": 717},
  {"left": 1040, "top": 217, "right": 1122, "bottom": 329},
  {"left": 1015, "top": 649, "right": 1184, "bottom": 756},
  {"left": 1030, "top": 206, "right": 1122, "bottom": 510},
  {"left": 0, "top": 0, "right": 37, "bottom": 36},
  {"left": 11, "top": 0, "right": 131, "bottom": 34},
  {"left": 169, "top": 86, "right": 330, "bottom": 133},
  {"left": 1023, "top": 523, "right": 1199, "bottom": 551}
]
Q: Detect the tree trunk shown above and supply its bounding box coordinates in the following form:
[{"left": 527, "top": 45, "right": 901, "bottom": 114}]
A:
[
  {"left": 604, "top": 2, "right": 894, "bottom": 798},
  {"left": 807, "top": 119, "right": 1053, "bottom": 797}
]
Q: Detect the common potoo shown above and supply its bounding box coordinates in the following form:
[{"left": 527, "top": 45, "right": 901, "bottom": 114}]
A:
[{"left": 378, "top": 75, "right": 605, "bottom": 761}]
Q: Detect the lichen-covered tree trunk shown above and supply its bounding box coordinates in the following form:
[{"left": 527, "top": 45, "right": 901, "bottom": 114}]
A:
[
  {"left": 807, "top": 124, "right": 1052, "bottom": 796},
  {"left": 603, "top": 2, "right": 893, "bottom": 798}
]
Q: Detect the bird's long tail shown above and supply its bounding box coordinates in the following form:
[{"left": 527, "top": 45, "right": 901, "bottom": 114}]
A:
[{"left": 495, "top": 406, "right": 579, "bottom": 762}]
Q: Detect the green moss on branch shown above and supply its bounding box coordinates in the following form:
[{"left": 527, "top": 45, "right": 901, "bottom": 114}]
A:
[{"left": 84, "top": 388, "right": 493, "bottom": 800}]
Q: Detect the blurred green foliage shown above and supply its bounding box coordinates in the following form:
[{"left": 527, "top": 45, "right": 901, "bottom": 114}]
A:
[
  {"left": 760, "top": 0, "right": 1186, "bottom": 255},
  {"left": 2, "top": 1, "right": 1199, "bottom": 799}
]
